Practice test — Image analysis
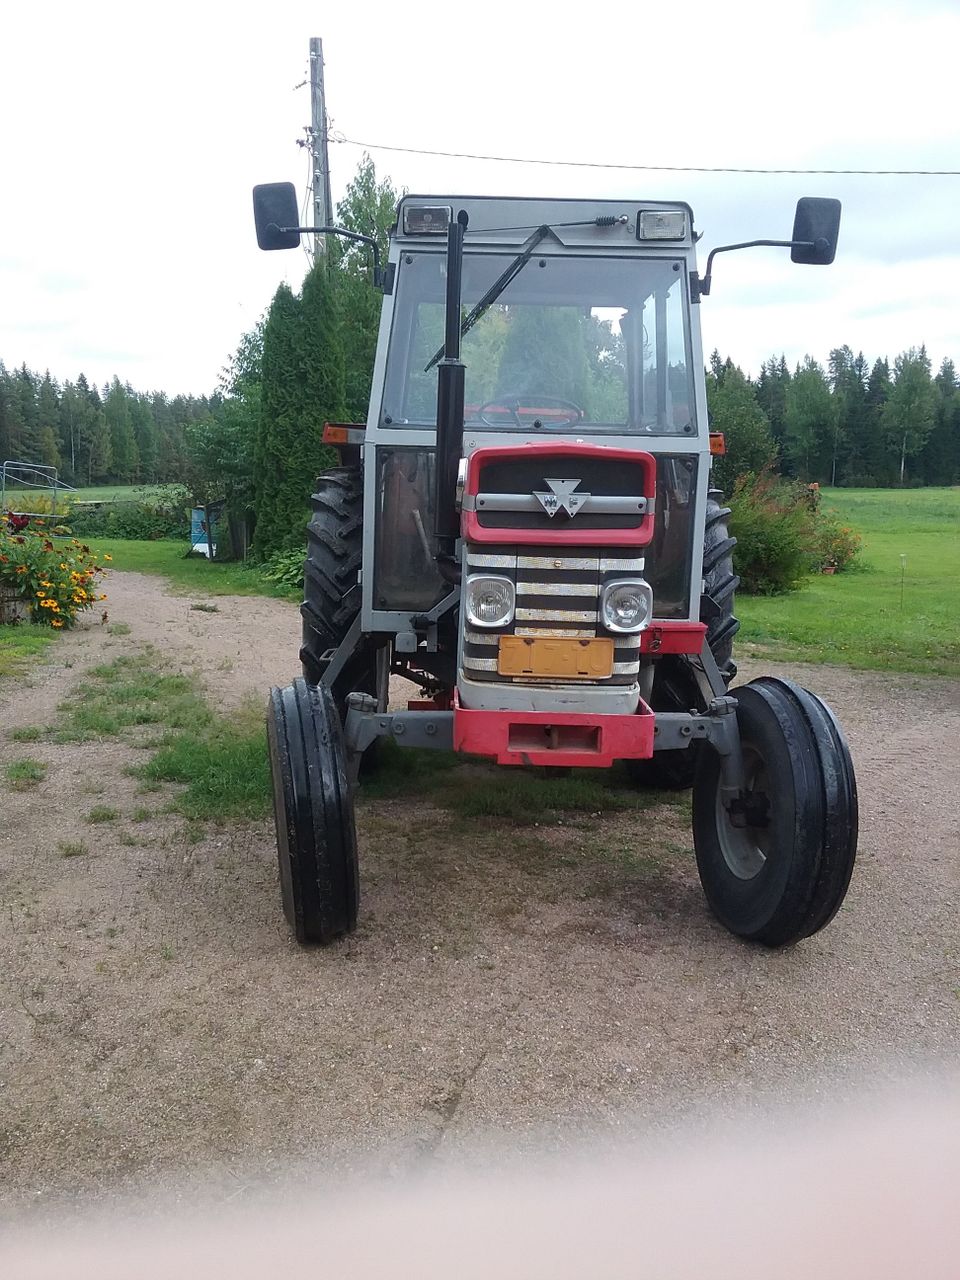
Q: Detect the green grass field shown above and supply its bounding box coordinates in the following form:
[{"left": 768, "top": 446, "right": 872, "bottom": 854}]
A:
[
  {"left": 738, "top": 487, "right": 960, "bottom": 677},
  {"left": 2, "top": 483, "right": 168, "bottom": 507}
]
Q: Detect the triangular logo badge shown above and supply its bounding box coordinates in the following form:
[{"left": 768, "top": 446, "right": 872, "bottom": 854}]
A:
[{"left": 533, "top": 478, "right": 590, "bottom": 518}]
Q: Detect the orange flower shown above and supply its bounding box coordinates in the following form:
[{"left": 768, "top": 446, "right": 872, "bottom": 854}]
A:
[
  {"left": 51, "top": 618, "right": 64, "bottom": 629},
  {"left": 36, "top": 591, "right": 46, "bottom": 599},
  {"left": 103, "top": 554, "right": 112, "bottom": 562}
]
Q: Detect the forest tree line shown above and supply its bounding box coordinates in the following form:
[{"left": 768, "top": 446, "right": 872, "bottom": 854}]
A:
[
  {"left": 4, "top": 156, "right": 959, "bottom": 563},
  {"left": 0, "top": 366, "right": 214, "bottom": 488}
]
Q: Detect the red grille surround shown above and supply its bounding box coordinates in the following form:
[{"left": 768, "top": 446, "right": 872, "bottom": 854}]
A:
[{"left": 462, "top": 443, "right": 657, "bottom": 547}]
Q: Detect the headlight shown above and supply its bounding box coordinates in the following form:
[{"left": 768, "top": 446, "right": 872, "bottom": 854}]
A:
[
  {"left": 465, "top": 574, "right": 515, "bottom": 628},
  {"left": 600, "top": 579, "right": 653, "bottom": 633}
]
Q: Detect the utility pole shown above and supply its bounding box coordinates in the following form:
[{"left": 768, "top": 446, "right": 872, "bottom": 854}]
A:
[{"left": 309, "top": 37, "right": 333, "bottom": 259}]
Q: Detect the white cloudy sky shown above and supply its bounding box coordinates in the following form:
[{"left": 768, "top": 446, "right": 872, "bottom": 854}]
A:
[{"left": 2, "top": 0, "right": 957, "bottom": 396}]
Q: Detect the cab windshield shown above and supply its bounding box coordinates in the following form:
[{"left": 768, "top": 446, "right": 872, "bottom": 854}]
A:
[{"left": 381, "top": 251, "right": 695, "bottom": 435}]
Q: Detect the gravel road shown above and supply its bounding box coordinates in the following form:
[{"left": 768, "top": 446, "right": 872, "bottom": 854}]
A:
[{"left": 1, "top": 571, "right": 957, "bottom": 1220}]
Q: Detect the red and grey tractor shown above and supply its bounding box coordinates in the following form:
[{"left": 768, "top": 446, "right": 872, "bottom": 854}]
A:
[{"left": 252, "top": 185, "right": 857, "bottom": 948}]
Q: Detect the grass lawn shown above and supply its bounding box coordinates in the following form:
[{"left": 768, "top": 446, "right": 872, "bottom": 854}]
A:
[
  {"left": 54, "top": 537, "right": 300, "bottom": 601},
  {"left": 0, "top": 623, "right": 58, "bottom": 679},
  {"left": 737, "top": 487, "right": 960, "bottom": 678}
]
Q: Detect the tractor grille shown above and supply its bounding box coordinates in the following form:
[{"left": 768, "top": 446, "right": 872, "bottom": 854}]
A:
[{"left": 462, "top": 546, "right": 643, "bottom": 685}]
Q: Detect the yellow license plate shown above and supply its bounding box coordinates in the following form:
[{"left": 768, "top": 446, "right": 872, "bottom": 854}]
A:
[{"left": 497, "top": 635, "right": 614, "bottom": 679}]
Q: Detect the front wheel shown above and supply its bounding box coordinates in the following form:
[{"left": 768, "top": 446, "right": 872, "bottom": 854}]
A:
[
  {"left": 267, "top": 678, "right": 359, "bottom": 945},
  {"left": 692, "top": 677, "right": 857, "bottom": 947}
]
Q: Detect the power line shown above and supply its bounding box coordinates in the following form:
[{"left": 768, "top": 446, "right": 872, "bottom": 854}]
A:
[{"left": 330, "top": 134, "right": 960, "bottom": 177}]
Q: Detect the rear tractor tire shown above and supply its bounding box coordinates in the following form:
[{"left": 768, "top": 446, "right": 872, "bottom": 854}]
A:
[
  {"left": 692, "top": 677, "right": 858, "bottom": 947},
  {"left": 629, "top": 492, "right": 740, "bottom": 790},
  {"left": 267, "top": 678, "right": 359, "bottom": 945},
  {"left": 301, "top": 466, "right": 375, "bottom": 711}
]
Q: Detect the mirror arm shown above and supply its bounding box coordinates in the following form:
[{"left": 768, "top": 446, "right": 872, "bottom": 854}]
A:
[
  {"left": 269, "top": 223, "right": 384, "bottom": 288},
  {"left": 697, "top": 237, "right": 819, "bottom": 297}
]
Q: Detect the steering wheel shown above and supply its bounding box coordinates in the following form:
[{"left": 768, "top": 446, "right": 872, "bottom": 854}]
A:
[{"left": 477, "top": 395, "right": 584, "bottom": 429}]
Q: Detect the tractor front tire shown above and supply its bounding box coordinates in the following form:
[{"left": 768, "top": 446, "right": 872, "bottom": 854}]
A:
[
  {"left": 692, "top": 677, "right": 858, "bottom": 947},
  {"left": 267, "top": 678, "right": 359, "bottom": 945},
  {"left": 629, "top": 493, "right": 740, "bottom": 790}
]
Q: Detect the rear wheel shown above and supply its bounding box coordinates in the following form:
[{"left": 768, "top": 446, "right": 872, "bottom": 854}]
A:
[
  {"left": 267, "top": 678, "right": 359, "bottom": 945},
  {"left": 692, "top": 677, "right": 857, "bottom": 947},
  {"left": 301, "top": 467, "right": 376, "bottom": 713},
  {"left": 629, "top": 493, "right": 740, "bottom": 789}
]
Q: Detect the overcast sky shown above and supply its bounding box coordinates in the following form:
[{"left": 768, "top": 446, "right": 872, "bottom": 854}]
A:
[{"left": 2, "top": 0, "right": 957, "bottom": 396}]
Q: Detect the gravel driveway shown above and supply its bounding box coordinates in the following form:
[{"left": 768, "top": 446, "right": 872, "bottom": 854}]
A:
[{"left": 1, "top": 571, "right": 957, "bottom": 1220}]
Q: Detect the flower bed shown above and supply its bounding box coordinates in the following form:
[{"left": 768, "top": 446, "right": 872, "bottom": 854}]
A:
[{"left": 0, "top": 512, "right": 108, "bottom": 628}]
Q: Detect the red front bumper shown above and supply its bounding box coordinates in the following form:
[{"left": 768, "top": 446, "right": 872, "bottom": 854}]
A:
[{"left": 453, "top": 693, "right": 656, "bottom": 769}]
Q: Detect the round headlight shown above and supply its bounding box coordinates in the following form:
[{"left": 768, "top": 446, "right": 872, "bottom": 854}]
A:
[
  {"left": 465, "top": 574, "right": 515, "bottom": 628},
  {"left": 600, "top": 579, "right": 653, "bottom": 633}
]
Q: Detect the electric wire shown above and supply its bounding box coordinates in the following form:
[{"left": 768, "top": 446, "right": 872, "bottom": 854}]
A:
[{"left": 330, "top": 133, "right": 960, "bottom": 177}]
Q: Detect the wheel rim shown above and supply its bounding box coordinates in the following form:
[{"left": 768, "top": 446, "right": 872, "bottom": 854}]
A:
[{"left": 715, "top": 747, "right": 771, "bottom": 881}]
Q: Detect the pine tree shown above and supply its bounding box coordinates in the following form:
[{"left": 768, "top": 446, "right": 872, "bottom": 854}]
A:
[
  {"left": 921, "top": 358, "right": 960, "bottom": 484},
  {"left": 755, "top": 355, "right": 791, "bottom": 458},
  {"left": 36, "top": 372, "right": 61, "bottom": 470},
  {"left": 253, "top": 263, "right": 346, "bottom": 559},
  {"left": 104, "top": 378, "right": 140, "bottom": 481},
  {"left": 130, "top": 396, "right": 160, "bottom": 482}
]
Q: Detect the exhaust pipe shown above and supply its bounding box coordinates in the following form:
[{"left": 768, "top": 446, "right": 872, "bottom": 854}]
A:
[{"left": 433, "top": 210, "right": 467, "bottom": 583}]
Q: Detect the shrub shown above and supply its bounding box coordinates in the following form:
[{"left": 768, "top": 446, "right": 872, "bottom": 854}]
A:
[
  {"left": 66, "top": 488, "right": 190, "bottom": 541},
  {"left": 2, "top": 493, "right": 75, "bottom": 519},
  {"left": 261, "top": 548, "right": 305, "bottom": 591},
  {"left": 0, "top": 513, "right": 108, "bottom": 627},
  {"left": 815, "top": 511, "right": 862, "bottom": 572},
  {"left": 728, "top": 472, "right": 818, "bottom": 595}
]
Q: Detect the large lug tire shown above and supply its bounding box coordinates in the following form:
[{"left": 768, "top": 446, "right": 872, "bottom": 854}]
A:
[
  {"left": 700, "top": 490, "right": 740, "bottom": 674},
  {"left": 628, "top": 493, "right": 740, "bottom": 790},
  {"left": 267, "top": 677, "right": 359, "bottom": 945},
  {"left": 692, "top": 677, "right": 858, "bottom": 947},
  {"left": 300, "top": 466, "right": 375, "bottom": 709}
]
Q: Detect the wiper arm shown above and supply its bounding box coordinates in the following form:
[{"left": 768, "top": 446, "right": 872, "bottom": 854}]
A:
[{"left": 424, "top": 224, "right": 550, "bottom": 372}]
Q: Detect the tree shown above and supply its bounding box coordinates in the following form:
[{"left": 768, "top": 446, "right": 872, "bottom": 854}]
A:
[
  {"left": 104, "top": 378, "right": 140, "bottom": 481},
  {"left": 826, "top": 345, "right": 866, "bottom": 486},
  {"left": 253, "top": 263, "right": 346, "bottom": 559},
  {"left": 921, "top": 358, "right": 960, "bottom": 485},
  {"left": 333, "top": 155, "right": 401, "bottom": 422},
  {"left": 882, "top": 347, "right": 937, "bottom": 485},
  {"left": 755, "top": 355, "right": 791, "bottom": 457},
  {"left": 497, "top": 306, "right": 591, "bottom": 404},
  {"left": 130, "top": 396, "right": 160, "bottom": 483},
  {"left": 784, "top": 356, "right": 835, "bottom": 481},
  {"left": 36, "top": 372, "right": 61, "bottom": 470},
  {"left": 706, "top": 365, "right": 778, "bottom": 494}
]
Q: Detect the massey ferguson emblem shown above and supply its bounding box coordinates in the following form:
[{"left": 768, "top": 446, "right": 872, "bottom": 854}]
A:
[{"left": 533, "top": 478, "right": 590, "bottom": 518}]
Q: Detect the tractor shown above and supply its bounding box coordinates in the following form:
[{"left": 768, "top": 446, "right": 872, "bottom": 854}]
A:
[{"left": 252, "top": 184, "right": 857, "bottom": 948}]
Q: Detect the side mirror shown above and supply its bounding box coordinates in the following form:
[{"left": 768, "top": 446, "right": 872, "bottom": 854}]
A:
[
  {"left": 253, "top": 182, "right": 301, "bottom": 251},
  {"left": 791, "top": 197, "right": 841, "bottom": 265}
]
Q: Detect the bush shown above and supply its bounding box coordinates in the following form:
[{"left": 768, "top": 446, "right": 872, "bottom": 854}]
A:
[
  {"left": 2, "top": 493, "right": 75, "bottom": 519},
  {"left": 261, "top": 548, "right": 304, "bottom": 591},
  {"left": 815, "top": 511, "right": 862, "bottom": 572},
  {"left": 66, "top": 488, "right": 190, "bottom": 541},
  {"left": 0, "top": 513, "right": 108, "bottom": 627},
  {"left": 728, "top": 472, "right": 818, "bottom": 595}
]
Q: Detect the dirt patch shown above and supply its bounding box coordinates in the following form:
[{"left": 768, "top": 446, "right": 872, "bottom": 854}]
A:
[{"left": 1, "top": 571, "right": 958, "bottom": 1220}]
